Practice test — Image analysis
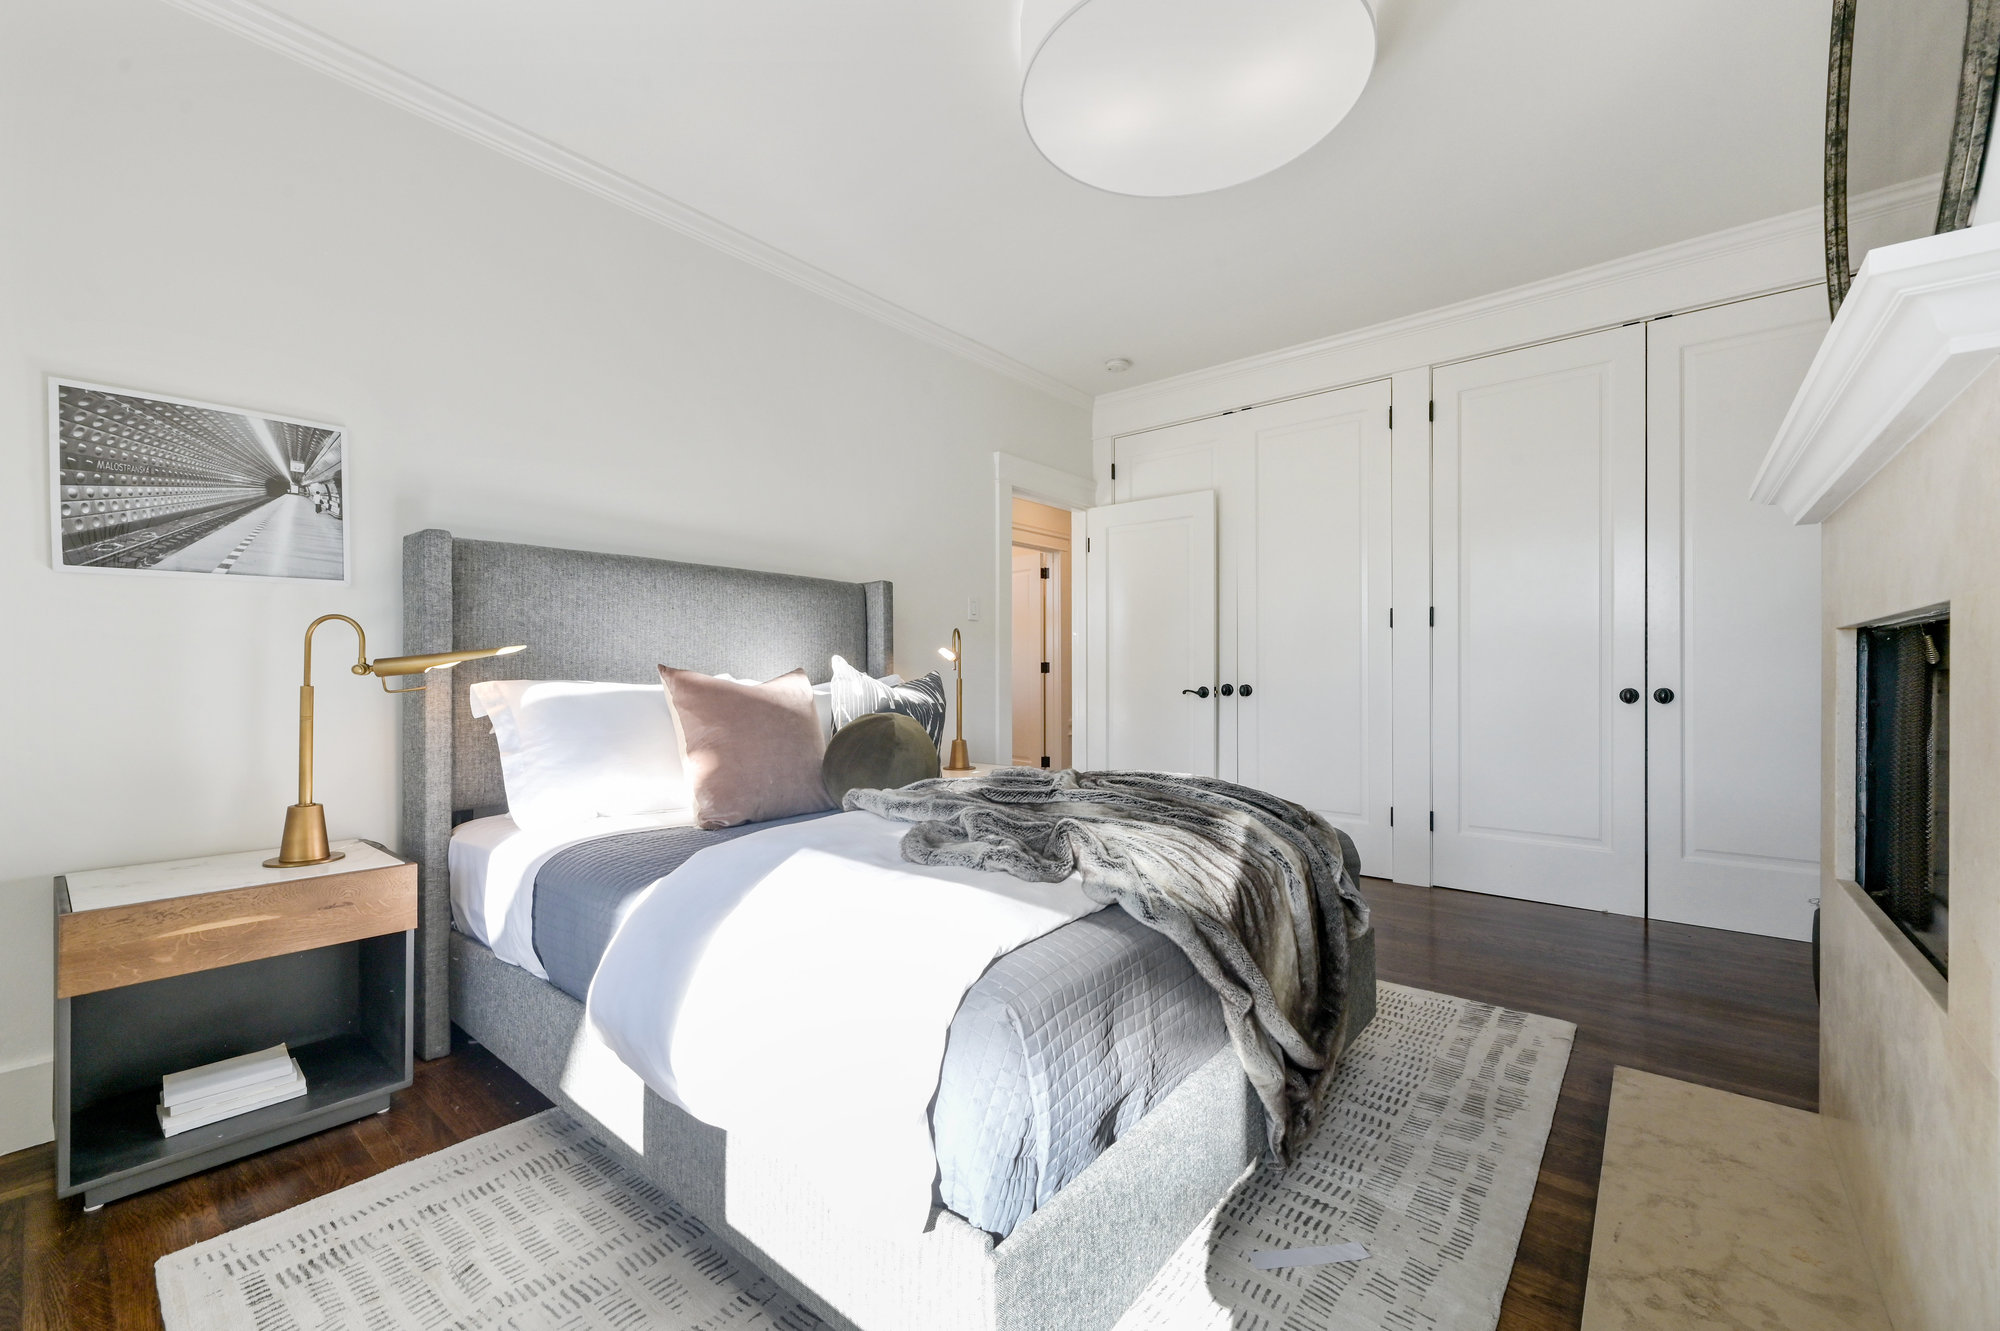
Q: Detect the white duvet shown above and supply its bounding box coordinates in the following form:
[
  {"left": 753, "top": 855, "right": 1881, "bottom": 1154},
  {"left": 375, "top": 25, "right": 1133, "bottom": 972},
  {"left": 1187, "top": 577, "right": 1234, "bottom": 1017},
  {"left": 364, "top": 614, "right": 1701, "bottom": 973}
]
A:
[{"left": 586, "top": 810, "right": 1099, "bottom": 1231}]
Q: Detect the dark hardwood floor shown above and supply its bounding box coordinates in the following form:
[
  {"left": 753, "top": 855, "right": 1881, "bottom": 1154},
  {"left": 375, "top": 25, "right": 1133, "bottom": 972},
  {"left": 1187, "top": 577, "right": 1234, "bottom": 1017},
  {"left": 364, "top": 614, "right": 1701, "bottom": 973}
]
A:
[
  {"left": 1363, "top": 881, "right": 1819, "bottom": 1328},
  {"left": 2, "top": 879, "right": 1818, "bottom": 1331}
]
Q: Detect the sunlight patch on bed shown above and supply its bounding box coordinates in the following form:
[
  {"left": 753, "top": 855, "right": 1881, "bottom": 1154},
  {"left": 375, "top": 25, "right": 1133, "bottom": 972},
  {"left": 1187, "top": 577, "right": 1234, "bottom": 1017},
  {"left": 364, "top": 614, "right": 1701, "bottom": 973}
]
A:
[{"left": 560, "top": 1018, "right": 646, "bottom": 1153}]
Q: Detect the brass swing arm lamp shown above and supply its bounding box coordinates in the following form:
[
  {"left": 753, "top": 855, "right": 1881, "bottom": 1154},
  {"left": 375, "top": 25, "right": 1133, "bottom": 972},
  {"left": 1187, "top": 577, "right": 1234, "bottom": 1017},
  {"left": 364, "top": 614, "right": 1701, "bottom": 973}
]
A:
[
  {"left": 267, "top": 614, "right": 524, "bottom": 868},
  {"left": 938, "top": 627, "right": 973, "bottom": 772}
]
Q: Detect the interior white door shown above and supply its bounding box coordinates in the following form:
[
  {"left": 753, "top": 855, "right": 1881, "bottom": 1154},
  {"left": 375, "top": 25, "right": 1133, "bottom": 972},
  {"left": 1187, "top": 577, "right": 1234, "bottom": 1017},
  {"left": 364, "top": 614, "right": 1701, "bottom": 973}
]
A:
[
  {"left": 1085, "top": 492, "right": 1218, "bottom": 775},
  {"left": 1231, "top": 382, "right": 1394, "bottom": 872},
  {"left": 1112, "top": 417, "right": 1244, "bottom": 773},
  {"left": 1111, "top": 384, "right": 1394, "bottom": 873},
  {"left": 1011, "top": 547, "right": 1046, "bottom": 765},
  {"left": 1647, "top": 289, "right": 1827, "bottom": 939},
  {"left": 1432, "top": 325, "right": 1648, "bottom": 913}
]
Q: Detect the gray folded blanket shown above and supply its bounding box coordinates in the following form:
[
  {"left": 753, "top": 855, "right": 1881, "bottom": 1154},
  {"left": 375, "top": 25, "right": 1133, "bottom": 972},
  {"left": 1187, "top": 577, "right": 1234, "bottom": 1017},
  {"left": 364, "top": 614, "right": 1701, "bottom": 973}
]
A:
[{"left": 844, "top": 768, "right": 1370, "bottom": 1161}]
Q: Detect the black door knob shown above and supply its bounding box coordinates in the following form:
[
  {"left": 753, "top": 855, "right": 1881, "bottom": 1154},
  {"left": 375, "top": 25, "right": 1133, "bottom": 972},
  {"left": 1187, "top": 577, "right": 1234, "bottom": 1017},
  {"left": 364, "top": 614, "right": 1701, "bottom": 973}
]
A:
[
  {"left": 1619, "top": 688, "right": 1640, "bottom": 704},
  {"left": 1182, "top": 686, "right": 1210, "bottom": 698},
  {"left": 1218, "top": 683, "right": 1235, "bottom": 696},
  {"left": 1239, "top": 684, "right": 1253, "bottom": 697},
  {"left": 1653, "top": 687, "right": 1675, "bottom": 704}
]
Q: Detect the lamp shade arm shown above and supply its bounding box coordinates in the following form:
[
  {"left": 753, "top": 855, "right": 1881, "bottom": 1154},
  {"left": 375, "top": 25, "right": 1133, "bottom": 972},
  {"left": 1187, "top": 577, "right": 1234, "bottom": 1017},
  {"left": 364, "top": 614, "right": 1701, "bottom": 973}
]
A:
[{"left": 367, "top": 644, "right": 524, "bottom": 677}]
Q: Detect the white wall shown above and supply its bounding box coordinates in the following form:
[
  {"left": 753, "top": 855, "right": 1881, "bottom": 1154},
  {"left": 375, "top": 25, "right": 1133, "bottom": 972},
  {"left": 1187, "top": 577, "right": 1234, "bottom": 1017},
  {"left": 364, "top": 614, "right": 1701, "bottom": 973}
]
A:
[{"left": 0, "top": 0, "right": 1089, "bottom": 1155}]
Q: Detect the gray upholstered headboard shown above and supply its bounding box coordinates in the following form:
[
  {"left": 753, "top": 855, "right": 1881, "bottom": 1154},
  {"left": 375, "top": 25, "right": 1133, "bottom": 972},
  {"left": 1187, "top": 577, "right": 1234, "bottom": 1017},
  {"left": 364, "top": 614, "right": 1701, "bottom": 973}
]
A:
[{"left": 399, "top": 528, "right": 892, "bottom": 1057}]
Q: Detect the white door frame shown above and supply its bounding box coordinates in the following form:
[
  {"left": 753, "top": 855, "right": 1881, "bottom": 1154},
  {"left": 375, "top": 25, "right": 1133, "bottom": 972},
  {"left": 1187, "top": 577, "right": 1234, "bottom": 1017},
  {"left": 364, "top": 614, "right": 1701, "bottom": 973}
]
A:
[{"left": 993, "top": 453, "right": 1095, "bottom": 767}]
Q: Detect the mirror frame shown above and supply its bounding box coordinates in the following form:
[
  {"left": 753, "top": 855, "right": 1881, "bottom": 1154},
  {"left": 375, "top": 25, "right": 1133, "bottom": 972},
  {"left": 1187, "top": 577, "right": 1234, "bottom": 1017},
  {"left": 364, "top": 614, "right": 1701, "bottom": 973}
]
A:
[{"left": 1826, "top": 0, "right": 2000, "bottom": 314}]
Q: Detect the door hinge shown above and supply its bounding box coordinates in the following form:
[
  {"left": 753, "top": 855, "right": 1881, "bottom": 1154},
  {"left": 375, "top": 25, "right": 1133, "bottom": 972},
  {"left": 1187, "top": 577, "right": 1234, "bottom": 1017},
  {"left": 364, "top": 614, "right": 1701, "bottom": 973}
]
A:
[
  {"left": 1428, "top": 400, "right": 1435, "bottom": 422},
  {"left": 1389, "top": 806, "right": 1394, "bottom": 827},
  {"left": 1429, "top": 606, "right": 1436, "bottom": 627},
  {"left": 1388, "top": 607, "right": 1394, "bottom": 628},
  {"left": 1040, "top": 566, "right": 1050, "bottom": 579},
  {"left": 1040, "top": 661, "right": 1050, "bottom": 674},
  {"left": 1086, "top": 537, "right": 1091, "bottom": 552},
  {"left": 1110, "top": 462, "right": 1117, "bottom": 480},
  {"left": 1430, "top": 811, "right": 1435, "bottom": 831},
  {"left": 1041, "top": 755, "right": 1051, "bottom": 768},
  {"left": 1387, "top": 405, "right": 1393, "bottom": 429}
]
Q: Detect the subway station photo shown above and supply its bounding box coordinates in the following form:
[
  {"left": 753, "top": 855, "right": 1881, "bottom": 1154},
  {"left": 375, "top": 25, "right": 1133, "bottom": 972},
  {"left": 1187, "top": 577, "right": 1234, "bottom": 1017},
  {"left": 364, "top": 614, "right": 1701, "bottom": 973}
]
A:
[{"left": 54, "top": 382, "right": 344, "bottom": 580}]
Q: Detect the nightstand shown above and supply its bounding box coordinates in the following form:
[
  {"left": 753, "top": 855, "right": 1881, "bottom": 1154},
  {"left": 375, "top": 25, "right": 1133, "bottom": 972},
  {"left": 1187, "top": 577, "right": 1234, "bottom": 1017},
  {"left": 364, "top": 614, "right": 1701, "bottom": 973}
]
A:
[
  {"left": 54, "top": 839, "right": 416, "bottom": 1210},
  {"left": 937, "top": 762, "right": 1008, "bottom": 779}
]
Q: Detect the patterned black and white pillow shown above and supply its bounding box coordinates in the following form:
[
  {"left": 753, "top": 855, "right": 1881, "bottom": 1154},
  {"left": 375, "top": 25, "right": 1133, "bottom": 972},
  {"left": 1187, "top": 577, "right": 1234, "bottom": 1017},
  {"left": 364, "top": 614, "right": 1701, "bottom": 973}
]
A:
[{"left": 830, "top": 655, "right": 946, "bottom": 749}]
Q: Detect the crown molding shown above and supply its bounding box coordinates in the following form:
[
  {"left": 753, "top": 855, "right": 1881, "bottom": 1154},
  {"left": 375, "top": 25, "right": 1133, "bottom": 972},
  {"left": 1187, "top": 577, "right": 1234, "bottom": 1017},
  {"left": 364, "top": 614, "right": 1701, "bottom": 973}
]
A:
[
  {"left": 1093, "top": 177, "right": 1940, "bottom": 439},
  {"left": 160, "top": 0, "right": 1092, "bottom": 411},
  {"left": 1753, "top": 222, "right": 2000, "bottom": 524}
]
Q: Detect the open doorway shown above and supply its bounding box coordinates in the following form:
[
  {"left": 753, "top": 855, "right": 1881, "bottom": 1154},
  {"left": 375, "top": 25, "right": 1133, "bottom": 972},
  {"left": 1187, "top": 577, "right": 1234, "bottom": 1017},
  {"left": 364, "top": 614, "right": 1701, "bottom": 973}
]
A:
[{"left": 1011, "top": 498, "right": 1072, "bottom": 768}]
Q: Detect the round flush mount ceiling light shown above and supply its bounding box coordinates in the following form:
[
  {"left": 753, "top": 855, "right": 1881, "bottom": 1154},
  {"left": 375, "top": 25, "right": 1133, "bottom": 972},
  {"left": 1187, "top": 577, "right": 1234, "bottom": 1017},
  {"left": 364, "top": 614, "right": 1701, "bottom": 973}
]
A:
[
  {"left": 1104, "top": 356, "right": 1133, "bottom": 372},
  {"left": 1020, "top": 0, "right": 1377, "bottom": 197}
]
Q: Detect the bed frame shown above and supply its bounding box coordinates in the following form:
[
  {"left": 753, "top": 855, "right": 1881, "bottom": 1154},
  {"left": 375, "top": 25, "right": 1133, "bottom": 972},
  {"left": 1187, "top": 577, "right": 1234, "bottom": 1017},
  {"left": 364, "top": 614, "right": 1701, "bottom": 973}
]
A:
[{"left": 397, "top": 529, "right": 1303, "bottom": 1331}]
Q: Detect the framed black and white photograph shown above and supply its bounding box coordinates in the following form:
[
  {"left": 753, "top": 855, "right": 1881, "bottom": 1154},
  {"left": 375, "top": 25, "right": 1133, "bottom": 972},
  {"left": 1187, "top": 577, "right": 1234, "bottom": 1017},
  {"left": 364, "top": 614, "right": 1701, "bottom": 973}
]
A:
[{"left": 49, "top": 379, "right": 347, "bottom": 582}]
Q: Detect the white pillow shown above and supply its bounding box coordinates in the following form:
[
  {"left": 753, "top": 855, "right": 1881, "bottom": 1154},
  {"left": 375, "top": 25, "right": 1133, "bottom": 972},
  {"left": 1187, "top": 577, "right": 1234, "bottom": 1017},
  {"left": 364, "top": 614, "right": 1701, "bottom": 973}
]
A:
[{"left": 468, "top": 680, "right": 691, "bottom": 830}]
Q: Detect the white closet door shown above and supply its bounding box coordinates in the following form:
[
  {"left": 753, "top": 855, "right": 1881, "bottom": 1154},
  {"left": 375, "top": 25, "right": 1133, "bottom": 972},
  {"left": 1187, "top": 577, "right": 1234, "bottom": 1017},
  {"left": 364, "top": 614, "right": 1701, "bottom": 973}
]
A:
[
  {"left": 1647, "top": 290, "right": 1826, "bottom": 939},
  {"left": 1113, "top": 417, "right": 1245, "bottom": 773},
  {"left": 1085, "top": 493, "right": 1218, "bottom": 775},
  {"left": 1432, "top": 325, "right": 1647, "bottom": 913},
  {"left": 1232, "top": 381, "right": 1393, "bottom": 872}
]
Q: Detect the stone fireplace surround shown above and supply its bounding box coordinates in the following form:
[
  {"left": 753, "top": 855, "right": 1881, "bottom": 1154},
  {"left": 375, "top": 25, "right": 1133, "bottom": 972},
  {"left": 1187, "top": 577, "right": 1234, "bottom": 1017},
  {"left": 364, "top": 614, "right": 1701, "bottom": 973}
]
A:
[{"left": 1753, "top": 222, "right": 2000, "bottom": 1329}]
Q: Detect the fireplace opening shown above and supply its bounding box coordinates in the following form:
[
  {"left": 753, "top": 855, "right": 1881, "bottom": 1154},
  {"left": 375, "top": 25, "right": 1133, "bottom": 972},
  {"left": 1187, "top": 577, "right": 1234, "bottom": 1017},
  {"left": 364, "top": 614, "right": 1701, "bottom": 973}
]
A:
[{"left": 1857, "top": 612, "right": 1949, "bottom": 975}]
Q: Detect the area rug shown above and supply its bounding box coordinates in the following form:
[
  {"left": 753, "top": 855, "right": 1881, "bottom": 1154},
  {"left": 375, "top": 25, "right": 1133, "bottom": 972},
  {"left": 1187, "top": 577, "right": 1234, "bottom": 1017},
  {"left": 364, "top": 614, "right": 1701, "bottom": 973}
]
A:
[
  {"left": 1579, "top": 1067, "right": 1892, "bottom": 1331},
  {"left": 156, "top": 984, "right": 1572, "bottom": 1331}
]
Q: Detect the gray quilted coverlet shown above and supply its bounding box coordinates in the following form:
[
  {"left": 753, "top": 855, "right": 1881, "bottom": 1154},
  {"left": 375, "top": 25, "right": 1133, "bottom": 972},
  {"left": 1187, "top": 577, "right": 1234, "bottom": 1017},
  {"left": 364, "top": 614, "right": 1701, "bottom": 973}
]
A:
[
  {"left": 527, "top": 814, "right": 1348, "bottom": 1239},
  {"left": 933, "top": 906, "right": 1226, "bottom": 1237}
]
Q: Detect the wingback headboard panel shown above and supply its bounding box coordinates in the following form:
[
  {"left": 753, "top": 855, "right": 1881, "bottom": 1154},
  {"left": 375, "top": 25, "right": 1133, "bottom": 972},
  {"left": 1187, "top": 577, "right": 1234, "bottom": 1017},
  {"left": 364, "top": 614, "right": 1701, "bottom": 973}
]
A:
[{"left": 400, "top": 528, "right": 893, "bottom": 1057}]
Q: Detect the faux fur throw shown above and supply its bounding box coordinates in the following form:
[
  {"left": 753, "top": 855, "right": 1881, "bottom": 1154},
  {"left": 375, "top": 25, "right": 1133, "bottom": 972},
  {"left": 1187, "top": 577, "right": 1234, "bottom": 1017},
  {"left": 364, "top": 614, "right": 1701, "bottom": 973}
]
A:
[{"left": 844, "top": 767, "right": 1370, "bottom": 1161}]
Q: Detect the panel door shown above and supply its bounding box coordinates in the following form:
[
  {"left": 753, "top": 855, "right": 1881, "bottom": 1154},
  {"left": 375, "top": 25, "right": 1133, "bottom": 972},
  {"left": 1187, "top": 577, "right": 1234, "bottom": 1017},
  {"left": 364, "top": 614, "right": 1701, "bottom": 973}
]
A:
[
  {"left": 1432, "top": 325, "right": 1648, "bottom": 913},
  {"left": 1011, "top": 547, "right": 1047, "bottom": 766},
  {"left": 1231, "top": 382, "right": 1394, "bottom": 872},
  {"left": 1113, "top": 417, "right": 1244, "bottom": 771},
  {"left": 1646, "top": 289, "right": 1827, "bottom": 939},
  {"left": 1085, "top": 493, "right": 1218, "bottom": 775}
]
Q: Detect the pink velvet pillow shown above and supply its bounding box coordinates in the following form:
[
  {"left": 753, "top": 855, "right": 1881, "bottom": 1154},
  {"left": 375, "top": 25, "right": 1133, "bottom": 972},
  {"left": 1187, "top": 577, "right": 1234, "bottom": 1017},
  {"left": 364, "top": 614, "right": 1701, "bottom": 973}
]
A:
[{"left": 658, "top": 666, "right": 835, "bottom": 828}]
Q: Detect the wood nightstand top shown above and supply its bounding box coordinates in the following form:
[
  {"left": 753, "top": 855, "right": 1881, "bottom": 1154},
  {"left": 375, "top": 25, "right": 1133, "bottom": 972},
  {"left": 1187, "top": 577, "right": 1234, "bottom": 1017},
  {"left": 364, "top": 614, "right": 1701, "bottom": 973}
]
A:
[
  {"left": 56, "top": 841, "right": 416, "bottom": 998},
  {"left": 62, "top": 839, "right": 406, "bottom": 914}
]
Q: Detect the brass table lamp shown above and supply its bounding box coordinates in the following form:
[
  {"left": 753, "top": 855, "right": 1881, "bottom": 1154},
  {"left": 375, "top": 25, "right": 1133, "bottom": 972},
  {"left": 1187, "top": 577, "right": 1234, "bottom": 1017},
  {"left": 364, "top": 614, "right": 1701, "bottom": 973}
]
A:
[
  {"left": 267, "top": 614, "right": 524, "bottom": 867},
  {"left": 938, "top": 627, "right": 974, "bottom": 772}
]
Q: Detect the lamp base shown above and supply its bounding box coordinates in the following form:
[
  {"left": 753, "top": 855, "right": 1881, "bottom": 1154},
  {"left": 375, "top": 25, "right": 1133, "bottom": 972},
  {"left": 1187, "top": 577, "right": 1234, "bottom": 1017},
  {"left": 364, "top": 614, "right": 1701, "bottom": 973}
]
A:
[
  {"left": 943, "top": 737, "right": 974, "bottom": 773},
  {"left": 264, "top": 803, "right": 345, "bottom": 868}
]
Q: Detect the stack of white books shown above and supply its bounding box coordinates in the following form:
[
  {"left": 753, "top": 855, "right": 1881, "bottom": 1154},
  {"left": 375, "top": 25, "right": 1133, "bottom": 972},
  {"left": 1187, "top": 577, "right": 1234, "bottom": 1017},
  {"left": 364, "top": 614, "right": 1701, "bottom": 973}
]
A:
[{"left": 157, "top": 1044, "right": 308, "bottom": 1137}]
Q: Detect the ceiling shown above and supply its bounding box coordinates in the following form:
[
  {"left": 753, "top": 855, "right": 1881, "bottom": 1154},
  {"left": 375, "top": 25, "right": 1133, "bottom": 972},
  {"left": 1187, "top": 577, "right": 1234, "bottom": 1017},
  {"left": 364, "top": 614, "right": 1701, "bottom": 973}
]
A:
[{"left": 191, "top": 0, "right": 1833, "bottom": 399}]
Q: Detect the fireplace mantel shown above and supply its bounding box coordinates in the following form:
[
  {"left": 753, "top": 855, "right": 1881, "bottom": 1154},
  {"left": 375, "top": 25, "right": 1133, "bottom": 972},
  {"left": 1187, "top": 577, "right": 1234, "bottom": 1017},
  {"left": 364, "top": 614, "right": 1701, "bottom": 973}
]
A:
[{"left": 1753, "top": 222, "right": 2000, "bottom": 524}]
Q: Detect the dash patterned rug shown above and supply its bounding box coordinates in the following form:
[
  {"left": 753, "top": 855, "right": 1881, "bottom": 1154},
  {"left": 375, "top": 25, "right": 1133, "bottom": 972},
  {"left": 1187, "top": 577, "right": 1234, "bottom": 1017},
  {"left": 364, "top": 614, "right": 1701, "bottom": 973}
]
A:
[{"left": 157, "top": 985, "right": 1572, "bottom": 1331}]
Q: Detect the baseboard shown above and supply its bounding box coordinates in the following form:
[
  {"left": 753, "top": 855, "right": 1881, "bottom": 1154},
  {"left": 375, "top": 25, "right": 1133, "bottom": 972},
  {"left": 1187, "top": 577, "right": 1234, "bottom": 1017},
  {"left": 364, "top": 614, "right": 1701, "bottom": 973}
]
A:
[{"left": 0, "top": 1057, "right": 54, "bottom": 1158}]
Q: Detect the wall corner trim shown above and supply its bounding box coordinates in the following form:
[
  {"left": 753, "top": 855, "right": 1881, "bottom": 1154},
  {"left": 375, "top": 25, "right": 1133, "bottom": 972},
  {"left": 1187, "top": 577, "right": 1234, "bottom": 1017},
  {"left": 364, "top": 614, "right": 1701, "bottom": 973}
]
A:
[
  {"left": 158, "top": 0, "right": 1091, "bottom": 412},
  {"left": 1753, "top": 223, "right": 2000, "bottom": 524}
]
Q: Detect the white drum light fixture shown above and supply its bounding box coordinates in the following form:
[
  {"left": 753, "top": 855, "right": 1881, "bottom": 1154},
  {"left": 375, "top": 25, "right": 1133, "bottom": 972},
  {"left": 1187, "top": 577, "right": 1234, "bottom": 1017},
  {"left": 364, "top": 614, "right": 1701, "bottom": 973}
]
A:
[{"left": 1020, "top": 0, "right": 1377, "bottom": 197}]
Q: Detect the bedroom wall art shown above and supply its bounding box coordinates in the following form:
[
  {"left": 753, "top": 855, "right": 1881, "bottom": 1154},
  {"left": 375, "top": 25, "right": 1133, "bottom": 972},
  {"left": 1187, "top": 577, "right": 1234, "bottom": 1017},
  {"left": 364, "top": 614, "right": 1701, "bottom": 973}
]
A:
[{"left": 49, "top": 379, "right": 347, "bottom": 582}]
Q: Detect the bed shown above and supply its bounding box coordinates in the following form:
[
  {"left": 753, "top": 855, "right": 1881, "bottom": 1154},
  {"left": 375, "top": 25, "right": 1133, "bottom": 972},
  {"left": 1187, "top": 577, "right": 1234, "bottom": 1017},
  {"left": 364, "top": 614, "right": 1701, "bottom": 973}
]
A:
[{"left": 398, "top": 528, "right": 1376, "bottom": 1331}]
